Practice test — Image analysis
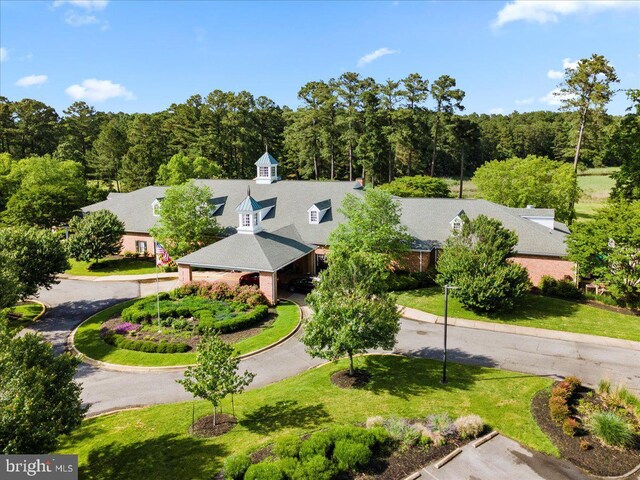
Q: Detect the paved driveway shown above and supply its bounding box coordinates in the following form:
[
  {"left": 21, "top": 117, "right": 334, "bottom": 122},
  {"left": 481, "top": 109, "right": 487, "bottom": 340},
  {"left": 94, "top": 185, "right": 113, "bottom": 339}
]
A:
[
  {"left": 422, "top": 434, "right": 590, "bottom": 480},
  {"left": 31, "top": 280, "right": 640, "bottom": 416}
]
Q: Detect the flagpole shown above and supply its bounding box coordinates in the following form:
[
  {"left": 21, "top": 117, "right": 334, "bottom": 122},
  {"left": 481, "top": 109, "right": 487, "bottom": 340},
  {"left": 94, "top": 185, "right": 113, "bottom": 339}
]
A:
[{"left": 154, "top": 241, "right": 161, "bottom": 332}]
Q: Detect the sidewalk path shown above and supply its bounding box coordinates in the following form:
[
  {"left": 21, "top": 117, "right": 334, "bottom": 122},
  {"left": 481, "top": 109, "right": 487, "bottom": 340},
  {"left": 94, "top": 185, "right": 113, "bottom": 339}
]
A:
[{"left": 400, "top": 305, "right": 640, "bottom": 351}]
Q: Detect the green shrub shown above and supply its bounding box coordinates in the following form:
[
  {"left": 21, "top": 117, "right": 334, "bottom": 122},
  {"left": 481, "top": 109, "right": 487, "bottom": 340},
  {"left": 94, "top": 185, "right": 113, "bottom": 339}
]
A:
[
  {"left": 103, "top": 332, "right": 190, "bottom": 354},
  {"left": 298, "top": 431, "right": 333, "bottom": 461},
  {"left": 549, "top": 396, "right": 570, "bottom": 424},
  {"left": 243, "top": 462, "right": 283, "bottom": 480},
  {"left": 274, "top": 435, "right": 302, "bottom": 459},
  {"left": 383, "top": 418, "right": 421, "bottom": 447},
  {"left": 597, "top": 379, "right": 611, "bottom": 395},
  {"left": 223, "top": 454, "right": 251, "bottom": 480},
  {"left": 333, "top": 439, "right": 371, "bottom": 471},
  {"left": 293, "top": 455, "right": 334, "bottom": 480},
  {"left": 588, "top": 411, "right": 634, "bottom": 447},
  {"left": 562, "top": 417, "right": 579, "bottom": 437},
  {"left": 539, "top": 276, "right": 583, "bottom": 300}
]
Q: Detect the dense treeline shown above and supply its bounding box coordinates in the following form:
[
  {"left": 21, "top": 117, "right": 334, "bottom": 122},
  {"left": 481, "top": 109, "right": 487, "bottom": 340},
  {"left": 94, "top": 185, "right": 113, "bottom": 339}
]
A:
[{"left": 0, "top": 71, "right": 629, "bottom": 192}]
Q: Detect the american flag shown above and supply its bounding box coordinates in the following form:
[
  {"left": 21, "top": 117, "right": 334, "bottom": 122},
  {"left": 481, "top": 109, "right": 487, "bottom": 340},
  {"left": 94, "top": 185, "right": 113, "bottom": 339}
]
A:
[{"left": 156, "top": 243, "right": 172, "bottom": 267}]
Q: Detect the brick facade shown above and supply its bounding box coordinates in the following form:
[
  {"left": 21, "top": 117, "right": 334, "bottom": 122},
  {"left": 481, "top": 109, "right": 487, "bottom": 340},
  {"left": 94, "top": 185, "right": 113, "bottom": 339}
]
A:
[
  {"left": 121, "top": 233, "right": 154, "bottom": 256},
  {"left": 178, "top": 264, "right": 192, "bottom": 284},
  {"left": 259, "top": 271, "right": 278, "bottom": 305},
  {"left": 511, "top": 255, "right": 576, "bottom": 286},
  {"left": 402, "top": 251, "right": 432, "bottom": 273}
]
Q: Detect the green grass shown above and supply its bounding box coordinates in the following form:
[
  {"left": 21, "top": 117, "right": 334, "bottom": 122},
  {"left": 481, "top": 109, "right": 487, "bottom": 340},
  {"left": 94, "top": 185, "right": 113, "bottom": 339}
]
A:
[
  {"left": 56, "top": 355, "right": 555, "bottom": 479},
  {"left": 397, "top": 287, "right": 640, "bottom": 342},
  {"left": 3, "top": 302, "right": 45, "bottom": 333},
  {"left": 66, "top": 258, "right": 157, "bottom": 276},
  {"left": 74, "top": 300, "right": 300, "bottom": 366},
  {"left": 233, "top": 301, "right": 299, "bottom": 355}
]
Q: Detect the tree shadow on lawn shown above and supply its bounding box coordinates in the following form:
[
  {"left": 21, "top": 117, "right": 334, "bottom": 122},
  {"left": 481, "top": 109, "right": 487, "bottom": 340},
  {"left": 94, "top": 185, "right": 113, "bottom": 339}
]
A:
[
  {"left": 359, "top": 353, "right": 496, "bottom": 400},
  {"left": 78, "top": 433, "right": 226, "bottom": 480},
  {"left": 240, "top": 400, "right": 331, "bottom": 435}
]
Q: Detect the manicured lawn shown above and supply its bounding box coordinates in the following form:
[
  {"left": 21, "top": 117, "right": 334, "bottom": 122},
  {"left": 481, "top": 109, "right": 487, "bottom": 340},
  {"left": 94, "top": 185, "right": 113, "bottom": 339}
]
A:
[
  {"left": 66, "top": 258, "right": 157, "bottom": 276},
  {"left": 57, "top": 355, "right": 554, "bottom": 479},
  {"left": 74, "top": 300, "right": 300, "bottom": 366},
  {"left": 397, "top": 287, "right": 640, "bottom": 342},
  {"left": 3, "top": 302, "right": 45, "bottom": 333}
]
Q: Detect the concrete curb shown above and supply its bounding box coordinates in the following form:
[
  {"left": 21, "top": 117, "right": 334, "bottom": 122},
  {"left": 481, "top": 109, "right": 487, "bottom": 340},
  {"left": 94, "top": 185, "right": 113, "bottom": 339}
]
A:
[
  {"left": 69, "top": 299, "right": 303, "bottom": 373},
  {"left": 472, "top": 430, "right": 499, "bottom": 448},
  {"left": 434, "top": 447, "right": 463, "bottom": 469},
  {"left": 60, "top": 273, "right": 178, "bottom": 282},
  {"left": 398, "top": 305, "right": 640, "bottom": 351},
  {"left": 31, "top": 300, "right": 47, "bottom": 322}
]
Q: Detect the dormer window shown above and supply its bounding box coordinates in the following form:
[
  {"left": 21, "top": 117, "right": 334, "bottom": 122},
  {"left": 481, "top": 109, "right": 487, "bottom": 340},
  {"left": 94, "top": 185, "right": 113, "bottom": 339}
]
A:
[
  {"left": 152, "top": 198, "right": 163, "bottom": 217},
  {"left": 449, "top": 210, "right": 465, "bottom": 233},
  {"left": 308, "top": 200, "right": 331, "bottom": 225}
]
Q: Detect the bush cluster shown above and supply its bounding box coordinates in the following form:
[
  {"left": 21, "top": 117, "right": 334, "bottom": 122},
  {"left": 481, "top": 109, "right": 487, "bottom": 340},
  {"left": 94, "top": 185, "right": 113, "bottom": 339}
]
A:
[
  {"left": 121, "top": 294, "right": 268, "bottom": 334},
  {"left": 588, "top": 411, "right": 634, "bottom": 447},
  {"left": 549, "top": 377, "right": 581, "bottom": 425},
  {"left": 171, "top": 281, "right": 268, "bottom": 307},
  {"left": 539, "top": 276, "right": 583, "bottom": 301},
  {"left": 388, "top": 270, "right": 436, "bottom": 292},
  {"left": 103, "top": 332, "right": 190, "bottom": 353},
  {"left": 224, "top": 425, "right": 387, "bottom": 480}
]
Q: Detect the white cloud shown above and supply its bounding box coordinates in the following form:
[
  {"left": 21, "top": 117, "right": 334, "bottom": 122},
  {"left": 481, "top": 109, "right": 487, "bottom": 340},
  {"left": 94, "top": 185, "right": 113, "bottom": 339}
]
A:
[
  {"left": 547, "top": 57, "right": 579, "bottom": 79},
  {"left": 515, "top": 97, "right": 534, "bottom": 105},
  {"left": 65, "top": 11, "right": 99, "bottom": 26},
  {"left": 489, "top": 107, "right": 505, "bottom": 114},
  {"left": 65, "top": 79, "right": 135, "bottom": 102},
  {"left": 0, "top": 47, "right": 7, "bottom": 62},
  {"left": 53, "top": 0, "right": 109, "bottom": 11},
  {"left": 540, "top": 87, "right": 577, "bottom": 106},
  {"left": 493, "top": 0, "right": 640, "bottom": 28},
  {"left": 15, "top": 74, "right": 48, "bottom": 87},
  {"left": 357, "top": 47, "right": 398, "bottom": 67}
]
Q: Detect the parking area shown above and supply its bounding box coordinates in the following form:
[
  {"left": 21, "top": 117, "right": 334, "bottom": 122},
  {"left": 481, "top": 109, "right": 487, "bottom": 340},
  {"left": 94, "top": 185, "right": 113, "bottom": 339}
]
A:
[{"left": 421, "top": 434, "right": 590, "bottom": 480}]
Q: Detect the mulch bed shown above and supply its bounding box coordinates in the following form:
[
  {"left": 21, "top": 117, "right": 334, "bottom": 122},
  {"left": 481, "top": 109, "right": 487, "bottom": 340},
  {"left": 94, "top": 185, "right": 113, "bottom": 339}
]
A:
[
  {"left": 531, "top": 388, "right": 640, "bottom": 477},
  {"left": 331, "top": 369, "right": 371, "bottom": 389},
  {"left": 189, "top": 413, "right": 237, "bottom": 437},
  {"left": 584, "top": 300, "right": 639, "bottom": 317}
]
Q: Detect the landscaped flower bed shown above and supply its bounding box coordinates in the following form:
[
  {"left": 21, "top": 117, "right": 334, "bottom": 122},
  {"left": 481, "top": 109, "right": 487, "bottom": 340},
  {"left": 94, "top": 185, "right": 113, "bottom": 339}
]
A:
[
  {"left": 532, "top": 377, "right": 640, "bottom": 477},
  {"left": 99, "top": 281, "right": 270, "bottom": 355},
  {"left": 220, "top": 413, "right": 486, "bottom": 480}
]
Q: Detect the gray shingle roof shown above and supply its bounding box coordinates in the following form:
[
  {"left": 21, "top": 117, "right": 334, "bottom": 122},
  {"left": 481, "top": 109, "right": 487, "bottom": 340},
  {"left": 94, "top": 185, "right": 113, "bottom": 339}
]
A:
[
  {"left": 310, "top": 199, "right": 331, "bottom": 211},
  {"left": 83, "top": 180, "right": 568, "bottom": 257},
  {"left": 177, "top": 224, "right": 313, "bottom": 272},
  {"left": 255, "top": 152, "right": 279, "bottom": 166},
  {"left": 506, "top": 207, "right": 555, "bottom": 217}
]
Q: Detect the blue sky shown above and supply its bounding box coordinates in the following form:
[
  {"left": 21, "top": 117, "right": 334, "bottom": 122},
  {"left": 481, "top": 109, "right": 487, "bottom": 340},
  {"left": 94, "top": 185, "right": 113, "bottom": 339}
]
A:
[{"left": 1, "top": 0, "right": 639, "bottom": 115}]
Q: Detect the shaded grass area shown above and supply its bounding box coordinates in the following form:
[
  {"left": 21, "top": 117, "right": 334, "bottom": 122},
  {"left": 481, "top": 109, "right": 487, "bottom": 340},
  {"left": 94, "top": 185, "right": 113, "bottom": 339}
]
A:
[
  {"left": 3, "top": 302, "right": 45, "bottom": 333},
  {"left": 57, "top": 355, "right": 554, "bottom": 480},
  {"left": 397, "top": 287, "right": 640, "bottom": 342},
  {"left": 66, "top": 258, "right": 157, "bottom": 276},
  {"left": 74, "top": 300, "right": 299, "bottom": 366}
]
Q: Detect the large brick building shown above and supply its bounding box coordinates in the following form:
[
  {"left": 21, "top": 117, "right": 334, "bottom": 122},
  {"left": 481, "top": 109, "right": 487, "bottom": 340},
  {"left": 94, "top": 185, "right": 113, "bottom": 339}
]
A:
[{"left": 84, "top": 152, "right": 575, "bottom": 304}]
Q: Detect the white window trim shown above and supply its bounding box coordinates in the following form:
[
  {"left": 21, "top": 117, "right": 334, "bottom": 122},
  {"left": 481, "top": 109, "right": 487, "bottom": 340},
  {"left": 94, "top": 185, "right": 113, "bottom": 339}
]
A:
[
  {"left": 242, "top": 214, "right": 251, "bottom": 227},
  {"left": 450, "top": 216, "right": 463, "bottom": 233}
]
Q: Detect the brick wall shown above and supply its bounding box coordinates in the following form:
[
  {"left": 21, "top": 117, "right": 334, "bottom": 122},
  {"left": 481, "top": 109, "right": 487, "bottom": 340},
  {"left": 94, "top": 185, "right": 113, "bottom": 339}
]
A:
[
  {"left": 121, "top": 233, "right": 154, "bottom": 255},
  {"left": 177, "top": 264, "right": 192, "bottom": 284},
  {"left": 259, "top": 271, "right": 277, "bottom": 305},
  {"left": 402, "top": 251, "right": 431, "bottom": 273},
  {"left": 511, "top": 255, "right": 576, "bottom": 286}
]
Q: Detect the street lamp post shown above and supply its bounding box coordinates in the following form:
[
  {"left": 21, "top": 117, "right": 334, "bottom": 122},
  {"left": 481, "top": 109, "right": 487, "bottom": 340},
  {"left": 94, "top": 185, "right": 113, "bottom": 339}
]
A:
[{"left": 442, "top": 284, "right": 459, "bottom": 384}]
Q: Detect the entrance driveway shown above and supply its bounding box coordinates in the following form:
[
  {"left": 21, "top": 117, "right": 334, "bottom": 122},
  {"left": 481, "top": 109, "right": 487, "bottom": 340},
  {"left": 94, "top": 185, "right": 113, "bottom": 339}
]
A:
[{"left": 422, "top": 434, "right": 590, "bottom": 480}]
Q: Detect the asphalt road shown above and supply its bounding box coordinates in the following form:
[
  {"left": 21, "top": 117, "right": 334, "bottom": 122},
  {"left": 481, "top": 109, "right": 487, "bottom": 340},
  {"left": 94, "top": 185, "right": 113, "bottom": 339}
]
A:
[{"left": 32, "top": 279, "right": 640, "bottom": 416}]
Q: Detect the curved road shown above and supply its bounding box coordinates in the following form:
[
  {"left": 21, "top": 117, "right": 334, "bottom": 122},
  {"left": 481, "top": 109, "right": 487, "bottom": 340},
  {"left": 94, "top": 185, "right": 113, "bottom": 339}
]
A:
[{"left": 34, "top": 279, "right": 640, "bottom": 416}]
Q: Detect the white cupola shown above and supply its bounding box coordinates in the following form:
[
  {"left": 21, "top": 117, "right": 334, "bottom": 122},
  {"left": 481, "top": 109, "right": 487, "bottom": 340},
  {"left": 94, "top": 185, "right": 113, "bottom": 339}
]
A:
[
  {"left": 255, "top": 151, "right": 279, "bottom": 184},
  {"left": 236, "top": 186, "right": 263, "bottom": 234}
]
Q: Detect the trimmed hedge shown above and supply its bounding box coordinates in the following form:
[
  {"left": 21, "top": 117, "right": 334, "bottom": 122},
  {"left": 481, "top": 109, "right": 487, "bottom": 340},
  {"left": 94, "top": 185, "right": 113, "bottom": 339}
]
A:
[
  {"left": 388, "top": 270, "right": 436, "bottom": 292},
  {"left": 103, "top": 332, "right": 190, "bottom": 354},
  {"left": 539, "top": 276, "right": 583, "bottom": 301}
]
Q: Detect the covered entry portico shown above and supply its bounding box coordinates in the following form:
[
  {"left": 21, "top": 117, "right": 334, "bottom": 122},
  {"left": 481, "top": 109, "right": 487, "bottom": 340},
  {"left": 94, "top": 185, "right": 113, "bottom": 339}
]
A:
[{"left": 176, "top": 224, "right": 315, "bottom": 304}]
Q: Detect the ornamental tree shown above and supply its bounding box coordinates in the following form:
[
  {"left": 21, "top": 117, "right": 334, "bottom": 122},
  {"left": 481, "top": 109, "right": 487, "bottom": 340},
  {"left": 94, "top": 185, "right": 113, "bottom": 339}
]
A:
[
  {"left": 178, "top": 331, "right": 254, "bottom": 426},
  {"left": 472, "top": 155, "right": 580, "bottom": 224},
  {"left": 379, "top": 175, "right": 451, "bottom": 198},
  {"left": 67, "top": 210, "right": 125, "bottom": 264},
  {"left": 436, "top": 214, "right": 530, "bottom": 313},
  {"left": 0, "top": 321, "right": 86, "bottom": 453},
  {"left": 567, "top": 201, "right": 640, "bottom": 307},
  {"left": 150, "top": 181, "right": 223, "bottom": 258},
  {"left": 303, "top": 252, "right": 400, "bottom": 376},
  {"left": 0, "top": 227, "right": 69, "bottom": 309}
]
